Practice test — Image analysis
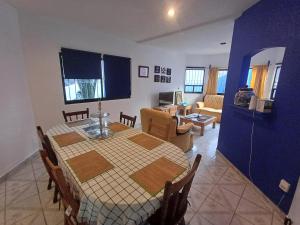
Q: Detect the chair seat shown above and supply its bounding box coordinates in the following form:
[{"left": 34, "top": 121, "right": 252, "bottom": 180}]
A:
[{"left": 200, "top": 107, "right": 222, "bottom": 114}]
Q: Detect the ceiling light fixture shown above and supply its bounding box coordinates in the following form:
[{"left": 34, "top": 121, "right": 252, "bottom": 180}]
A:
[{"left": 167, "top": 8, "right": 175, "bottom": 18}]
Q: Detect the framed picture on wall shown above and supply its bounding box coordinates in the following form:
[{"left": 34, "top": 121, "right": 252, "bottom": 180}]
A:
[
  {"left": 161, "top": 75, "right": 166, "bottom": 83},
  {"left": 167, "top": 68, "right": 172, "bottom": 75},
  {"left": 161, "top": 67, "right": 166, "bottom": 74},
  {"left": 138, "top": 66, "right": 149, "bottom": 78},
  {"left": 154, "top": 75, "right": 160, "bottom": 82},
  {"left": 154, "top": 66, "right": 160, "bottom": 73},
  {"left": 166, "top": 77, "right": 171, "bottom": 83}
]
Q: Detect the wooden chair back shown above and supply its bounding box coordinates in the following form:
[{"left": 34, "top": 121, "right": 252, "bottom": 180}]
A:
[
  {"left": 120, "top": 112, "right": 137, "bottom": 128},
  {"left": 46, "top": 157, "right": 82, "bottom": 225},
  {"left": 62, "top": 108, "right": 89, "bottom": 122},
  {"left": 150, "top": 154, "right": 202, "bottom": 225},
  {"left": 40, "top": 150, "right": 56, "bottom": 182},
  {"left": 42, "top": 135, "right": 58, "bottom": 165},
  {"left": 37, "top": 126, "right": 44, "bottom": 144}
]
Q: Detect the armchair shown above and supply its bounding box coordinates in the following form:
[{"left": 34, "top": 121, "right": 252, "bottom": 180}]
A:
[{"left": 140, "top": 108, "right": 193, "bottom": 152}]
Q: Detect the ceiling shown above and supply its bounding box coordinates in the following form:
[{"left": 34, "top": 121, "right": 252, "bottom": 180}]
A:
[{"left": 7, "top": 0, "right": 260, "bottom": 54}]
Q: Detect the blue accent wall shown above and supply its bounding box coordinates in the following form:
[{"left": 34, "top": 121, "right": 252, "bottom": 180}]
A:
[{"left": 218, "top": 0, "right": 300, "bottom": 213}]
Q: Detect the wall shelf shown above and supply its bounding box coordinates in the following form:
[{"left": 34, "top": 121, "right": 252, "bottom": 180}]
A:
[{"left": 230, "top": 104, "right": 272, "bottom": 119}]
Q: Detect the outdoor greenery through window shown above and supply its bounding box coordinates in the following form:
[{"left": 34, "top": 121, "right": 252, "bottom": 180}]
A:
[
  {"left": 217, "top": 69, "right": 228, "bottom": 94},
  {"left": 184, "top": 67, "right": 205, "bottom": 93},
  {"left": 64, "top": 79, "right": 104, "bottom": 102}
]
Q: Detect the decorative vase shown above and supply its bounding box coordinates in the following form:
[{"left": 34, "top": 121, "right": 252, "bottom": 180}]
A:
[{"left": 234, "top": 87, "right": 255, "bottom": 107}]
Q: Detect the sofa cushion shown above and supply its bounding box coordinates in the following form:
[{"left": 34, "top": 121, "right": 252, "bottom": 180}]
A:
[
  {"left": 204, "top": 95, "right": 224, "bottom": 109},
  {"left": 201, "top": 107, "right": 222, "bottom": 114}
]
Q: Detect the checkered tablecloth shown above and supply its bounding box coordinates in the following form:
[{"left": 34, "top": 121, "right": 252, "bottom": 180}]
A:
[{"left": 47, "top": 123, "right": 189, "bottom": 225}]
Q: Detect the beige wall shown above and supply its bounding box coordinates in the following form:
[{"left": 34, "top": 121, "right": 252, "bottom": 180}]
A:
[
  {"left": 19, "top": 14, "right": 187, "bottom": 130},
  {"left": 185, "top": 53, "right": 230, "bottom": 106},
  {"left": 0, "top": 2, "right": 38, "bottom": 177}
]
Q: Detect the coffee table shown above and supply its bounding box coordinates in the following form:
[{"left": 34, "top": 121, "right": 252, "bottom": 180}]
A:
[{"left": 180, "top": 113, "right": 216, "bottom": 136}]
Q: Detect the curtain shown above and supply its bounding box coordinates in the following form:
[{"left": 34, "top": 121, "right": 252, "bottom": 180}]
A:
[
  {"left": 250, "top": 65, "right": 268, "bottom": 98},
  {"left": 206, "top": 67, "right": 219, "bottom": 95}
]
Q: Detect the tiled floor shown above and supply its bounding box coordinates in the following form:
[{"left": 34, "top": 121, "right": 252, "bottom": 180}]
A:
[{"left": 0, "top": 124, "right": 285, "bottom": 225}]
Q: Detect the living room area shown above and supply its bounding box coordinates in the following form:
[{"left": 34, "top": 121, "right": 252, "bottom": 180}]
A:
[{"left": 1, "top": 0, "right": 300, "bottom": 225}]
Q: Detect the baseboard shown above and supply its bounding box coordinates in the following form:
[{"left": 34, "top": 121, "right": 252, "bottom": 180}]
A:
[
  {"left": 216, "top": 149, "right": 286, "bottom": 218},
  {"left": 0, "top": 149, "right": 39, "bottom": 182}
]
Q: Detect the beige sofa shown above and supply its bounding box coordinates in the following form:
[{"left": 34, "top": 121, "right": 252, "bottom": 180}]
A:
[
  {"left": 194, "top": 95, "right": 224, "bottom": 123},
  {"left": 140, "top": 108, "right": 193, "bottom": 152}
]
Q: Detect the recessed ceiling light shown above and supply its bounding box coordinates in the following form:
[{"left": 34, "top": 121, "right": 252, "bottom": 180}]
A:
[
  {"left": 167, "top": 8, "right": 175, "bottom": 18},
  {"left": 220, "top": 42, "right": 227, "bottom": 45}
]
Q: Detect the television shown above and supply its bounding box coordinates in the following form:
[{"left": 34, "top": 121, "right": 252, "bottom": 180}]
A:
[{"left": 159, "top": 92, "right": 175, "bottom": 106}]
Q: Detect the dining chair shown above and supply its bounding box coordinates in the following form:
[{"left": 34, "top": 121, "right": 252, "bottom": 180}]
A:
[
  {"left": 37, "top": 126, "right": 54, "bottom": 190},
  {"left": 120, "top": 112, "right": 137, "bottom": 128},
  {"left": 46, "top": 157, "right": 86, "bottom": 225},
  {"left": 39, "top": 150, "right": 60, "bottom": 204},
  {"left": 62, "top": 108, "right": 89, "bottom": 122},
  {"left": 148, "top": 154, "right": 202, "bottom": 225}
]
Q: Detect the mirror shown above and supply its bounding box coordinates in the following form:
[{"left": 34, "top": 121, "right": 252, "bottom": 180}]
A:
[{"left": 245, "top": 47, "right": 285, "bottom": 100}]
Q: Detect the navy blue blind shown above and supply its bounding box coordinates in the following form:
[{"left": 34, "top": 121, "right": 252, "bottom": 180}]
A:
[
  {"left": 61, "top": 48, "right": 102, "bottom": 79},
  {"left": 103, "top": 54, "right": 131, "bottom": 100}
]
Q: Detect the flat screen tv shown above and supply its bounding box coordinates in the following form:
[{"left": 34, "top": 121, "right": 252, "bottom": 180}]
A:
[{"left": 159, "top": 92, "right": 174, "bottom": 106}]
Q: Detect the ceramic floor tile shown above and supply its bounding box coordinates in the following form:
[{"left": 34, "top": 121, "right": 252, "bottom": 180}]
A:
[
  {"left": 196, "top": 166, "right": 228, "bottom": 183},
  {"left": 36, "top": 182, "right": 59, "bottom": 210},
  {"left": 0, "top": 209, "right": 4, "bottom": 225},
  {"left": 199, "top": 197, "right": 234, "bottom": 225},
  {"left": 272, "top": 212, "right": 285, "bottom": 225},
  {"left": 33, "top": 166, "right": 50, "bottom": 182},
  {"left": 6, "top": 181, "right": 41, "bottom": 209},
  {"left": 236, "top": 198, "right": 273, "bottom": 225},
  {"left": 6, "top": 209, "right": 46, "bottom": 225},
  {"left": 242, "top": 185, "right": 274, "bottom": 212},
  {"left": 0, "top": 182, "right": 5, "bottom": 210},
  {"left": 189, "top": 214, "right": 213, "bottom": 225},
  {"left": 218, "top": 184, "right": 246, "bottom": 197},
  {"left": 189, "top": 188, "right": 208, "bottom": 212},
  {"left": 191, "top": 183, "right": 215, "bottom": 196},
  {"left": 6, "top": 162, "right": 35, "bottom": 181},
  {"left": 218, "top": 168, "right": 247, "bottom": 185},
  {"left": 208, "top": 185, "right": 241, "bottom": 211},
  {"left": 230, "top": 214, "right": 254, "bottom": 225},
  {"left": 44, "top": 210, "right": 64, "bottom": 225},
  {"left": 185, "top": 205, "right": 196, "bottom": 224}
]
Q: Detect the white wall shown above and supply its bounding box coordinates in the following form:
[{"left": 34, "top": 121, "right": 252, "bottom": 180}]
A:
[
  {"left": 0, "top": 2, "right": 38, "bottom": 177},
  {"left": 18, "top": 14, "right": 186, "bottom": 130},
  {"left": 250, "top": 47, "right": 285, "bottom": 98},
  {"left": 185, "top": 53, "right": 230, "bottom": 105}
]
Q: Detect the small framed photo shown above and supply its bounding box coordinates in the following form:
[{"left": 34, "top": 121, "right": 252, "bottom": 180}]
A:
[
  {"left": 138, "top": 66, "right": 149, "bottom": 78},
  {"left": 154, "top": 65, "right": 160, "bottom": 73},
  {"left": 154, "top": 75, "right": 160, "bottom": 82},
  {"left": 166, "top": 77, "right": 171, "bottom": 83},
  {"left": 161, "top": 67, "right": 166, "bottom": 74},
  {"left": 167, "top": 68, "right": 172, "bottom": 75},
  {"left": 161, "top": 75, "right": 166, "bottom": 83}
]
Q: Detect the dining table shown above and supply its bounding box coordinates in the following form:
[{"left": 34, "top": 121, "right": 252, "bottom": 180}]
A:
[{"left": 47, "top": 119, "right": 190, "bottom": 225}]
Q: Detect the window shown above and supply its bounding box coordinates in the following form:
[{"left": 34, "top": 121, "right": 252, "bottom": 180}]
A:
[
  {"left": 184, "top": 67, "right": 205, "bottom": 93},
  {"left": 60, "top": 48, "right": 131, "bottom": 104},
  {"left": 271, "top": 65, "right": 281, "bottom": 99},
  {"left": 246, "top": 68, "right": 253, "bottom": 87},
  {"left": 217, "top": 69, "right": 228, "bottom": 94}
]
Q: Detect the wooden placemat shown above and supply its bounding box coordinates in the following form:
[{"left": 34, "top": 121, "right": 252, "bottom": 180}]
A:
[
  {"left": 109, "top": 122, "right": 130, "bottom": 132},
  {"left": 53, "top": 131, "right": 86, "bottom": 147},
  {"left": 67, "top": 150, "right": 114, "bottom": 183},
  {"left": 130, "top": 157, "right": 186, "bottom": 196},
  {"left": 66, "top": 119, "right": 92, "bottom": 128},
  {"left": 128, "top": 133, "right": 164, "bottom": 150}
]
